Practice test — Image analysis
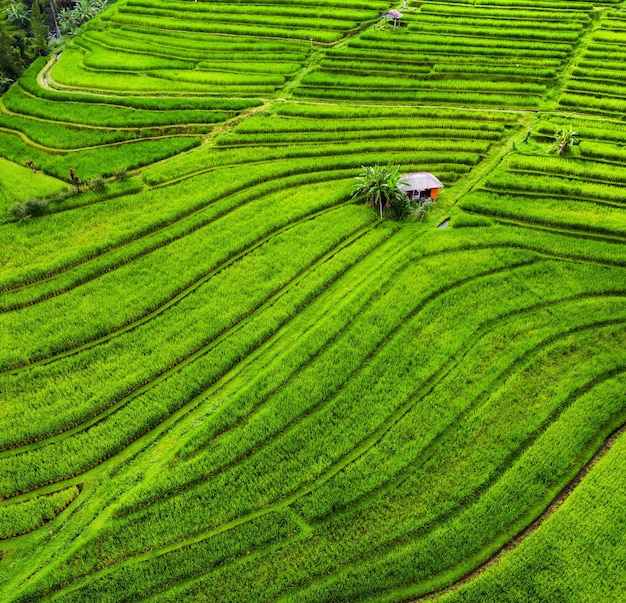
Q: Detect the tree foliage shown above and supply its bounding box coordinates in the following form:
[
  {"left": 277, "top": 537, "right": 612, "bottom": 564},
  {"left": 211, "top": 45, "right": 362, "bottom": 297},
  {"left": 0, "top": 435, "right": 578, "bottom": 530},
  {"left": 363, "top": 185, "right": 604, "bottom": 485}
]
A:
[
  {"left": 352, "top": 164, "right": 410, "bottom": 219},
  {"left": 5, "top": 1, "right": 30, "bottom": 27},
  {"left": 28, "top": 0, "right": 49, "bottom": 58},
  {"left": 551, "top": 126, "right": 578, "bottom": 155},
  {"left": 0, "top": 27, "right": 25, "bottom": 91},
  {"left": 58, "top": 0, "right": 106, "bottom": 35}
]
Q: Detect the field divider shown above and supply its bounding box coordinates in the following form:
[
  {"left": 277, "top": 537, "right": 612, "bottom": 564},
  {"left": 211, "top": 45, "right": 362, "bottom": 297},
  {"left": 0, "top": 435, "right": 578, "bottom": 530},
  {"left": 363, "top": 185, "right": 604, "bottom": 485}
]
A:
[
  {"left": 448, "top": 118, "right": 531, "bottom": 206},
  {"left": 549, "top": 7, "right": 605, "bottom": 109}
]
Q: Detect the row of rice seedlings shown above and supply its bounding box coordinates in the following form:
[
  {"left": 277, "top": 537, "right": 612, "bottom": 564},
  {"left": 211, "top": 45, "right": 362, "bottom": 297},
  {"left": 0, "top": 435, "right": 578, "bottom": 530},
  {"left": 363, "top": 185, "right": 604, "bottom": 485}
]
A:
[
  {"left": 0, "top": 130, "right": 199, "bottom": 181},
  {"left": 407, "top": 22, "right": 582, "bottom": 42},
  {"left": 359, "top": 29, "right": 574, "bottom": 52},
  {"left": 77, "top": 41, "right": 196, "bottom": 72},
  {"left": 215, "top": 141, "right": 490, "bottom": 159},
  {"left": 49, "top": 48, "right": 277, "bottom": 95},
  {"left": 293, "top": 88, "right": 541, "bottom": 107},
  {"left": 173, "top": 0, "right": 386, "bottom": 7},
  {"left": 0, "top": 111, "right": 180, "bottom": 150},
  {"left": 560, "top": 92, "right": 626, "bottom": 115},
  {"left": 103, "top": 13, "right": 345, "bottom": 43},
  {"left": 412, "top": 15, "right": 585, "bottom": 33},
  {"left": 219, "top": 130, "right": 502, "bottom": 147},
  {"left": 272, "top": 102, "right": 520, "bottom": 122},
  {"left": 300, "top": 72, "right": 546, "bottom": 94},
  {"left": 18, "top": 58, "right": 261, "bottom": 111},
  {"left": 5, "top": 82, "right": 236, "bottom": 128},
  {"left": 430, "top": 63, "right": 556, "bottom": 78},
  {"left": 143, "top": 137, "right": 482, "bottom": 183},
  {"left": 319, "top": 60, "right": 431, "bottom": 77},
  {"left": 460, "top": 191, "right": 626, "bottom": 237},
  {"left": 572, "top": 66, "right": 626, "bottom": 84},
  {"left": 0, "top": 205, "right": 373, "bottom": 498},
  {"left": 113, "top": 24, "right": 311, "bottom": 53},
  {"left": 567, "top": 79, "right": 626, "bottom": 99},
  {"left": 475, "top": 0, "right": 594, "bottom": 8},
  {"left": 485, "top": 172, "right": 626, "bottom": 207},
  {"left": 577, "top": 44, "right": 626, "bottom": 59},
  {"left": 114, "top": 3, "right": 362, "bottom": 31},
  {"left": 590, "top": 29, "right": 626, "bottom": 45},
  {"left": 147, "top": 69, "right": 286, "bottom": 88},
  {"left": 419, "top": 3, "right": 591, "bottom": 22},
  {"left": 230, "top": 115, "right": 507, "bottom": 135},
  {"left": 323, "top": 48, "right": 564, "bottom": 68},
  {"left": 579, "top": 140, "right": 626, "bottom": 163},
  {"left": 124, "top": 0, "right": 378, "bottom": 22},
  {"left": 347, "top": 39, "right": 570, "bottom": 60},
  {"left": 0, "top": 485, "right": 79, "bottom": 540},
  {"left": 85, "top": 30, "right": 308, "bottom": 65},
  {"left": 535, "top": 120, "right": 626, "bottom": 145},
  {"left": 506, "top": 153, "right": 626, "bottom": 184}
]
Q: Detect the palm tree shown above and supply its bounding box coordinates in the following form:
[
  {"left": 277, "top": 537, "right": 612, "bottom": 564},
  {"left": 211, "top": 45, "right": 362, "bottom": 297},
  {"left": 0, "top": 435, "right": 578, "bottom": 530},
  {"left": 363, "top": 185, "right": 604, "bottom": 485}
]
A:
[
  {"left": 552, "top": 127, "right": 578, "bottom": 155},
  {"left": 352, "top": 164, "right": 409, "bottom": 219},
  {"left": 4, "top": 1, "right": 30, "bottom": 27}
]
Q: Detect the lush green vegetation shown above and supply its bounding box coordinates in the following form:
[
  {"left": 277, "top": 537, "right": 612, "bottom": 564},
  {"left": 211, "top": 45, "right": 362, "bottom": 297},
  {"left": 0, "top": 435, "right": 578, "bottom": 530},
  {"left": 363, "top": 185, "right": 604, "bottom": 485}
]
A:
[{"left": 1, "top": 0, "right": 626, "bottom": 601}]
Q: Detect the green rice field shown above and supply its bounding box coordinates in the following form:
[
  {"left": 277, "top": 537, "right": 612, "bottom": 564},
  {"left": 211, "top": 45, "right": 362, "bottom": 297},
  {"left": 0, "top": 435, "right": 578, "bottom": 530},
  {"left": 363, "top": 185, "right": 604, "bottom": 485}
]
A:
[{"left": 1, "top": 0, "right": 625, "bottom": 601}]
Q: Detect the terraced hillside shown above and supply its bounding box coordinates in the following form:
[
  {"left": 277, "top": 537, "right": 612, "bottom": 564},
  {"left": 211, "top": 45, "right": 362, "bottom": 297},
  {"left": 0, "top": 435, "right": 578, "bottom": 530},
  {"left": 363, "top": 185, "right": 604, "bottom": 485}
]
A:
[{"left": 1, "top": 0, "right": 626, "bottom": 601}]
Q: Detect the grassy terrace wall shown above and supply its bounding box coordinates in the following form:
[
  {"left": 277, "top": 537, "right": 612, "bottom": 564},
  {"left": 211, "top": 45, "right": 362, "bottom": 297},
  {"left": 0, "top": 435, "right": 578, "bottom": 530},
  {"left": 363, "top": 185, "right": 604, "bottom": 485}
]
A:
[{"left": 1, "top": 0, "right": 626, "bottom": 602}]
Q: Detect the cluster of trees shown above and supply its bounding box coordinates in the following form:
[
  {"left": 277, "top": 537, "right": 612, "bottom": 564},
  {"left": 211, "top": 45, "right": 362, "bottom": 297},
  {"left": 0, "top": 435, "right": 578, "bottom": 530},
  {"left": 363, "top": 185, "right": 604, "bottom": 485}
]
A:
[
  {"left": 1, "top": 0, "right": 106, "bottom": 92},
  {"left": 58, "top": 0, "right": 106, "bottom": 35},
  {"left": 0, "top": 0, "right": 50, "bottom": 91}
]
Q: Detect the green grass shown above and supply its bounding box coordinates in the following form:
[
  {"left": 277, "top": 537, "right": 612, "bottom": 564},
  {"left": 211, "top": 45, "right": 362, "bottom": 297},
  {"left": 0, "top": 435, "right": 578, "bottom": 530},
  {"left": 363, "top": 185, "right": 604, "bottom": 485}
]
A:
[
  {"left": 0, "top": 157, "right": 65, "bottom": 210},
  {"left": 1, "top": 1, "right": 626, "bottom": 602}
]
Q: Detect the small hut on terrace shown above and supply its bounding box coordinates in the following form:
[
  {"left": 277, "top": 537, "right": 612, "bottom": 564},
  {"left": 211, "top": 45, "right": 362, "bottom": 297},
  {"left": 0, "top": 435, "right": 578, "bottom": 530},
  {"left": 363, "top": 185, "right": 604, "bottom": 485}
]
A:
[
  {"left": 381, "top": 9, "right": 403, "bottom": 29},
  {"left": 398, "top": 172, "right": 443, "bottom": 201}
]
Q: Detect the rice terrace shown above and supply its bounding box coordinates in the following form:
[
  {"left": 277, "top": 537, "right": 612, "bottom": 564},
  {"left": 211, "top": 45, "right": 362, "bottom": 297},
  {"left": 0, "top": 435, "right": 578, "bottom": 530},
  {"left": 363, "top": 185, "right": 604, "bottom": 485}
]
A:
[{"left": 1, "top": 0, "right": 626, "bottom": 599}]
